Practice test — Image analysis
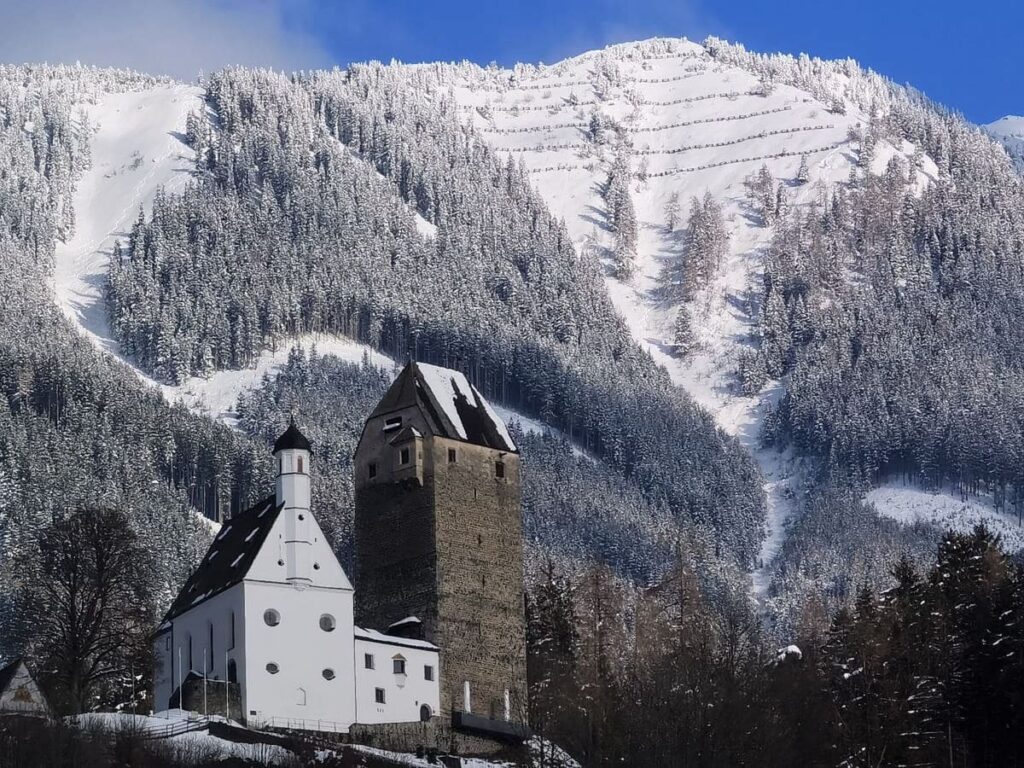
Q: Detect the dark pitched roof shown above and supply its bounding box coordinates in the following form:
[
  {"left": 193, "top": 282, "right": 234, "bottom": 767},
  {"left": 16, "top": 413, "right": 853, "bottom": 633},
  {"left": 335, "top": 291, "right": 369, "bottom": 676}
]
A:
[
  {"left": 164, "top": 495, "right": 283, "bottom": 621},
  {"left": 0, "top": 659, "right": 24, "bottom": 693},
  {"left": 370, "top": 362, "right": 517, "bottom": 452},
  {"left": 273, "top": 418, "right": 312, "bottom": 454}
]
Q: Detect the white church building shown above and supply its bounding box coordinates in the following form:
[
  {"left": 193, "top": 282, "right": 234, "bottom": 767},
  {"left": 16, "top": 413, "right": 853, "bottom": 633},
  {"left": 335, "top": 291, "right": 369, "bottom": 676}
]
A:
[{"left": 153, "top": 419, "right": 440, "bottom": 732}]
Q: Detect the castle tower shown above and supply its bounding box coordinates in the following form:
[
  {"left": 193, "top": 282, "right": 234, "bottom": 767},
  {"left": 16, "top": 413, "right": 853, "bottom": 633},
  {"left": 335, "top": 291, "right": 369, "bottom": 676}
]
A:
[
  {"left": 273, "top": 417, "right": 313, "bottom": 587},
  {"left": 354, "top": 362, "right": 527, "bottom": 727}
]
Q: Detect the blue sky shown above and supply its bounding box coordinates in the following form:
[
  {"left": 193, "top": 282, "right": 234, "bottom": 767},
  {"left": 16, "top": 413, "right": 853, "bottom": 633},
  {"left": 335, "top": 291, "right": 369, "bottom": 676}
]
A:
[{"left": 0, "top": 0, "right": 1018, "bottom": 123}]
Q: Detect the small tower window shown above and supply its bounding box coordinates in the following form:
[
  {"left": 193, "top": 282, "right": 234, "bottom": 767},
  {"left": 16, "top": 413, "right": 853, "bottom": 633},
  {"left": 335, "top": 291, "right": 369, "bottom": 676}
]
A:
[
  {"left": 319, "top": 614, "right": 336, "bottom": 632},
  {"left": 263, "top": 609, "right": 281, "bottom": 627},
  {"left": 368, "top": 462, "right": 377, "bottom": 479},
  {"left": 375, "top": 688, "right": 386, "bottom": 704},
  {"left": 322, "top": 668, "right": 336, "bottom": 681},
  {"left": 297, "top": 456, "right": 304, "bottom": 473},
  {"left": 266, "top": 662, "right": 279, "bottom": 675},
  {"left": 424, "top": 665, "right": 434, "bottom": 681},
  {"left": 495, "top": 461, "right": 505, "bottom": 478},
  {"left": 399, "top": 447, "right": 410, "bottom": 465},
  {"left": 448, "top": 448, "right": 457, "bottom": 463}
]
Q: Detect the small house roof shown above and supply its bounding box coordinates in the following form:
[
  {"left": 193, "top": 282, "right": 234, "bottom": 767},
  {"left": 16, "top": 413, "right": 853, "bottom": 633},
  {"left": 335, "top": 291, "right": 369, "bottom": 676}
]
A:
[
  {"left": 164, "top": 495, "right": 283, "bottom": 620},
  {"left": 0, "top": 659, "right": 24, "bottom": 693}
]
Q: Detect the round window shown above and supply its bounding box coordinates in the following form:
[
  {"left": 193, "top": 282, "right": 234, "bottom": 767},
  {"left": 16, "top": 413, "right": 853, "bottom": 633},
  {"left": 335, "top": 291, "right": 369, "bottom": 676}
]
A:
[
  {"left": 319, "top": 614, "right": 336, "bottom": 632},
  {"left": 322, "top": 668, "right": 336, "bottom": 681},
  {"left": 266, "top": 662, "right": 279, "bottom": 675},
  {"left": 264, "top": 609, "right": 281, "bottom": 627}
]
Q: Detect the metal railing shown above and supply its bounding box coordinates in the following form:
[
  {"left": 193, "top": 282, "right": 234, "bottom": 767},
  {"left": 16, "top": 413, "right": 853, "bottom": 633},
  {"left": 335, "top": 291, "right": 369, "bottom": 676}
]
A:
[{"left": 250, "top": 715, "right": 349, "bottom": 734}]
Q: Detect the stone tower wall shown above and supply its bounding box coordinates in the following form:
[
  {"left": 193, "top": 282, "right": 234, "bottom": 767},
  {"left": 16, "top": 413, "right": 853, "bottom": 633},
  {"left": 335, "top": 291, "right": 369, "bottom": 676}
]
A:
[{"left": 354, "top": 406, "right": 527, "bottom": 722}]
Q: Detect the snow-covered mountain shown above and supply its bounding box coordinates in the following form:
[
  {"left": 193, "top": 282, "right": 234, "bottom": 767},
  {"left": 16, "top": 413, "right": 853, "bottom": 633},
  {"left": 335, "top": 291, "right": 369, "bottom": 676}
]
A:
[
  {"left": 6, "top": 37, "right": 1024, "bottom": 632},
  {"left": 986, "top": 114, "right": 1024, "bottom": 170}
]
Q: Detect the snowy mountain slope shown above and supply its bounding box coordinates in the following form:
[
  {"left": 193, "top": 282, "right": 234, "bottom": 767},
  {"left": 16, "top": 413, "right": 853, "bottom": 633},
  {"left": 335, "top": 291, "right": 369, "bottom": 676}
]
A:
[
  {"left": 437, "top": 38, "right": 937, "bottom": 589},
  {"left": 52, "top": 83, "right": 203, "bottom": 389},
  {"left": 45, "top": 79, "right": 594, "bottom": 466},
  {"left": 986, "top": 115, "right": 1024, "bottom": 169}
]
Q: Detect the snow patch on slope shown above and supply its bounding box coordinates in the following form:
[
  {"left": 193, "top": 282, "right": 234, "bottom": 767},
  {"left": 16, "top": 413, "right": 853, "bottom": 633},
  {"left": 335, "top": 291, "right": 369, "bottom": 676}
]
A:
[
  {"left": 174, "top": 335, "right": 395, "bottom": 427},
  {"left": 867, "top": 481, "right": 1024, "bottom": 553}
]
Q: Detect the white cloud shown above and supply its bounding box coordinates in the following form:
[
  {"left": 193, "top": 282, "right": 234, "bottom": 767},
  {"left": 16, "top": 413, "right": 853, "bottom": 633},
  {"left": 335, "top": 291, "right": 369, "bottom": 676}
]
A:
[{"left": 0, "top": 0, "right": 335, "bottom": 79}]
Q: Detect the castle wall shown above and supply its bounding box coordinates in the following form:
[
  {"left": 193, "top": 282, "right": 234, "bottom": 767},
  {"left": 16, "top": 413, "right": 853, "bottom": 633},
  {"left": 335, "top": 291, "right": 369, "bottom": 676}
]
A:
[{"left": 430, "top": 438, "right": 527, "bottom": 720}]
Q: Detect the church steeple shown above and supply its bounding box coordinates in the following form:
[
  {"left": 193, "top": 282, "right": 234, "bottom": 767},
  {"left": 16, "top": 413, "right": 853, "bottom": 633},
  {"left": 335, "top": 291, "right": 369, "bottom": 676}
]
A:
[{"left": 273, "top": 417, "right": 313, "bottom": 587}]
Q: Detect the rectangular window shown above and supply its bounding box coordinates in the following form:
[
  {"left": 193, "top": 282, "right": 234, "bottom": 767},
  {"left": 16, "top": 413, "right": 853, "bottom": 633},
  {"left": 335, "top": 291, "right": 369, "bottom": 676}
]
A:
[
  {"left": 393, "top": 658, "right": 406, "bottom": 675},
  {"left": 364, "top": 653, "right": 375, "bottom": 670},
  {"left": 375, "top": 687, "right": 386, "bottom": 704},
  {"left": 424, "top": 665, "right": 434, "bottom": 681},
  {"left": 399, "top": 447, "right": 410, "bottom": 465},
  {"left": 297, "top": 456, "right": 303, "bottom": 473},
  {"left": 448, "top": 448, "right": 457, "bottom": 463},
  {"left": 495, "top": 461, "right": 505, "bottom": 479},
  {"left": 368, "top": 462, "right": 377, "bottom": 479},
  {"left": 229, "top": 612, "right": 236, "bottom": 650},
  {"left": 383, "top": 416, "right": 402, "bottom": 432}
]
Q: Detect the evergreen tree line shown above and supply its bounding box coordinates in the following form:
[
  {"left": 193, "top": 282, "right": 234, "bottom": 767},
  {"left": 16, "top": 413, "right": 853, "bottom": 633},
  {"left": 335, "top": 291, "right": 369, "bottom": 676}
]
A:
[
  {"left": 527, "top": 526, "right": 1024, "bottom": 767},
  {"left": 105, "top": 66, "right": 766, "bottom": 567}
]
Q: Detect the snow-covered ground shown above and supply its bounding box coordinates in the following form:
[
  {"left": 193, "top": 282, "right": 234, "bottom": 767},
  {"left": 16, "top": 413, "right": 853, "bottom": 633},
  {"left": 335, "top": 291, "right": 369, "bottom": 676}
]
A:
[
  {"left": 867, "top": 481, "right": 1024, "bottom": 553},
  {"left": 445, "top": 38, "right": 937, "bottom": 592},
  {"left": 75, "top": 710, "right": 293, "bottom": 764}
]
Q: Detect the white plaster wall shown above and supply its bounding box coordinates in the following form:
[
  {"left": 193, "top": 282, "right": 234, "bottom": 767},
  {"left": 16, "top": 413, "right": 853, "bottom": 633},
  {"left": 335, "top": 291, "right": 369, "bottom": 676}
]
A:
[
  {"left": 354, "top": 636, "right": 440, "bottom": 725},
  {"left": 247, "top": 507, "right": 352, "bottom": 590},
  {"left": 155, "top": 585, "right": 245, "bottom": 712},
  {"left": 242, "top": 580, "right": 355, "bottom": 731}
]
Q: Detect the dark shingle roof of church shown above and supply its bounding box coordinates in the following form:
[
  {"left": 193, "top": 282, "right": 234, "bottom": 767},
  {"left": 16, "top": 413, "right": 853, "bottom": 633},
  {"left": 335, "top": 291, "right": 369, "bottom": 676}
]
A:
[
  {"left": 273, "top": 418, "right": 313, "bottom": 453},
  {"left": 370, "top": 362, "right": 517, "bottom": 452},
  {"left": 163, "top": 495, "right": 283, "bottom": 621}
]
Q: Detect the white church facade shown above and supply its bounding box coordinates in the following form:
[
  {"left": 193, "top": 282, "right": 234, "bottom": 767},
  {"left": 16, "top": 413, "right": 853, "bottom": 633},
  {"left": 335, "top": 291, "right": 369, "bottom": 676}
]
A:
[{"left": 153, "top": 418, "right": 441, "bottom": 732}]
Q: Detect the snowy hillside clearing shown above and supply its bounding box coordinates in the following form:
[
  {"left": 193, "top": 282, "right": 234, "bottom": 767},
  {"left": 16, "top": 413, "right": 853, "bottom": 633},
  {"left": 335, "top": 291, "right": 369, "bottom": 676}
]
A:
[
  {"left": 444, "top": 38, "right": 937, "bottom": 592},
  {"left": 52, "top": 84, "right": 203, "bottom": 377},
  {"left": 867, "top": 482, "right": 1024, "bottom": 553},
  {"left": 175, "top": 335, "right": 395, "bottom": 426}
]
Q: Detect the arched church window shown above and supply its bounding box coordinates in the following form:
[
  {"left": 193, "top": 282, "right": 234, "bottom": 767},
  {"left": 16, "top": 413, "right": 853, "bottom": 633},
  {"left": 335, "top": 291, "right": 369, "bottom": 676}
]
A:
[{"left": 420, "top": 704, "right": 432, "bottom": 722}]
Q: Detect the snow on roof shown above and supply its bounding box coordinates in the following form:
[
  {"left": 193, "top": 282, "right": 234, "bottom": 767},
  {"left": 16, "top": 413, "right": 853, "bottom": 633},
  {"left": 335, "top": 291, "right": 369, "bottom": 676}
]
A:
[
  {"left": 415, "top": 363, "right": 516, "bottom": 451},
  {"left": 416, "top": 363, "right": 471, "bottom": 440},
  {"left": 354, "top": 626, "right": 438, "bottom": 652},
  {"left": 387, "top": 616, "right": 422, "bottom": 629}
]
